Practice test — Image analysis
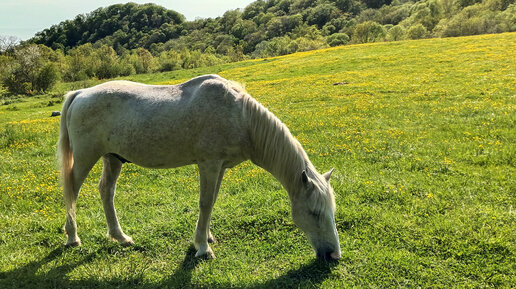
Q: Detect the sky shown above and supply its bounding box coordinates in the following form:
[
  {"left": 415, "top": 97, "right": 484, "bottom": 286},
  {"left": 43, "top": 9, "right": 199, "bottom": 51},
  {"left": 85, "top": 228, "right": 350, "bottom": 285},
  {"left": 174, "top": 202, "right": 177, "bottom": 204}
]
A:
[{"left": 0, "top": 0, "right": 256, "bottom": 41}]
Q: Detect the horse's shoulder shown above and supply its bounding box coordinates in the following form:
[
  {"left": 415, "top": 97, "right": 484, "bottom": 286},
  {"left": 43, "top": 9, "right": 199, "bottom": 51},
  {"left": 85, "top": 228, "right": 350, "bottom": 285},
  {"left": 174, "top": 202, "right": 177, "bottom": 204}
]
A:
[{"left": 180, "top": 74, "right": 232, "bottom": 99}]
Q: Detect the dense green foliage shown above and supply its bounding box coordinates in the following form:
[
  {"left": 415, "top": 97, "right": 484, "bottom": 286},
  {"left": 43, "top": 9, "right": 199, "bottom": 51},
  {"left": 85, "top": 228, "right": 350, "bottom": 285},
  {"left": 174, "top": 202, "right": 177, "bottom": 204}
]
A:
[
  {"left": 32, "top": 3, "right": 185, "bottom": 51},
  {"left": 0, "top": 33, "right": 515, "bottom": 288},
  {"left": 0, "top": 45, "right": 61, "bottom": 95},
  {"left": 0, "top": 0, "right": 514, "bottom": 95},
  {"left": 30, "top": 0, "right": 515, "bottom": 53}
]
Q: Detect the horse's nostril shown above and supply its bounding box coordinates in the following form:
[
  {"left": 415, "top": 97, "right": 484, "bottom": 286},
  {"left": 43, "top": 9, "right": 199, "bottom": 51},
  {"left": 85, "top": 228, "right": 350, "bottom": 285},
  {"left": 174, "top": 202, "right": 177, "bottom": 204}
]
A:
[{"left": 316, "top": 249, "right": 334, "bottom": 261}]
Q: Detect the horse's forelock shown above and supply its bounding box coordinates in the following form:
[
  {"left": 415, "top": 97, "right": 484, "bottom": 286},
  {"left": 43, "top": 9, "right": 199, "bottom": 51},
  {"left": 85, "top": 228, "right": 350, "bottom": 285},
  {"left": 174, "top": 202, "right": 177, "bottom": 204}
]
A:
[{"left": 308, "top": 177, "right": 335, "bottom": 216}]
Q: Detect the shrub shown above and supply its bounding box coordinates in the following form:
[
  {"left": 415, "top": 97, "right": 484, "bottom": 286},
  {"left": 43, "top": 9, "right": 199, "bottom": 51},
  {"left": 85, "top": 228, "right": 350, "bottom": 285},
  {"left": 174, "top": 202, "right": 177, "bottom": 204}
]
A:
[
  {"left": 94, "top": 45, "right": 122, "bottom": 79},
  {"left": 0, "top": 84, "right": 7, "bottom": 97},
  {"left": 294, "top": 37, "right": 329, "bottom": 51},
  {"left": 34, "top": 63, "right": 60, "bottom": 92},
  {"left": 432, "top": 3, "right": 508, "bottom": 37},
  {"left": 2, "top": 74, "right": 30, "bottom": 95},
  {"left": 495, "top": 4, "right": 516, "bottom": 31},
  {"left": 327, "top": 33, "right": 350, "bottom": 46},
  {"left": 158, "top": 50, "right": 182, "bottom": 72},
  {"left": 0, "top": 44, "right": 62, "bottom": 95},
  {"left": 253, "top": 36, "right": 295, "bottom": 58},
  {"left": 406, "top": 23, "right": 428, "bottom": 39},
  {"left": 352, "top": 21, "right": 387, "bottom": 43},
  {"left": 386, "top": 25, "right": 406, "bottom": 41}
]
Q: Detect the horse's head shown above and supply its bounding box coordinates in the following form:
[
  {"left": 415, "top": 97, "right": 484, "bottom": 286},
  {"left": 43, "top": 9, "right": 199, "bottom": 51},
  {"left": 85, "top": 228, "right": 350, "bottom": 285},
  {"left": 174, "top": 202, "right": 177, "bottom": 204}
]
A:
[{"left": 291, "top": 168, "right": 341, "bottom": 261}]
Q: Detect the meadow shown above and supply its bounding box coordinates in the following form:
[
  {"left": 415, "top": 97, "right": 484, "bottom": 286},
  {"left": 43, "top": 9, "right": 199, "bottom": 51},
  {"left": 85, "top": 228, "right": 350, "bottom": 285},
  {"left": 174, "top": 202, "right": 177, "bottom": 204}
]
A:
[{"left": 0, "top": 32, "right": 515, "bottom": 288}]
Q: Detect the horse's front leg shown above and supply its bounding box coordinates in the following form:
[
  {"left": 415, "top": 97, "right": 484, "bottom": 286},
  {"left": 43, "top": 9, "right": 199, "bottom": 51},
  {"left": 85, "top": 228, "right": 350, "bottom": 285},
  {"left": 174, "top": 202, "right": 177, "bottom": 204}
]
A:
[{"left": 194, "top": 160, "right": 225, "bottom": 258}]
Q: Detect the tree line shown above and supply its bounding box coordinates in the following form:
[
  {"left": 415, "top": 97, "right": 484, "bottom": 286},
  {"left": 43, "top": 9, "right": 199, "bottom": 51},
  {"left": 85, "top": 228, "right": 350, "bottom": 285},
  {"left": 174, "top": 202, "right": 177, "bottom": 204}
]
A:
[{"left": 1, "top": 0, "right": 514, "bottom": 96}]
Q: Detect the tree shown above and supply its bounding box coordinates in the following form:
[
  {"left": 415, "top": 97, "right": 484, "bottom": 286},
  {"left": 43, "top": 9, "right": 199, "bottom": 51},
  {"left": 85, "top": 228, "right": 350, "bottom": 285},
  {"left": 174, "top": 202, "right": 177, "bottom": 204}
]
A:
[
  {"left": 242, "top": 1, "right": 267, "bottom": 20},
  {"left": 220, "top": 10, "right": 242, "bottom": 33},
  {"left": 332, "top": 0, "right": 355, "bottom": 12},
  {"left": 306, "top": 3, "right": 341, "bottom": 28},
  {"left": 31, "top": 3, "right": 185, "bottom": 50},
  {"left": 290, "top": 0, "right": 317, "bottom": 13},
  {"left": 363, "top": 0, "right": 393, "bottom": 9},
  {"left": 0, "top": 35, "right": 19, "bottom": 54},
  {"left": 231, "top": 19, "right": 258, "bottom": 40}
]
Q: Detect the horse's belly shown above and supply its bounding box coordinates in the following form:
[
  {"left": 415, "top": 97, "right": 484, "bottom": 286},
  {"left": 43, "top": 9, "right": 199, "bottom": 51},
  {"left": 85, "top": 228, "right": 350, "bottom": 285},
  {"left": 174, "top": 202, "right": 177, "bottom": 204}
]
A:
[{"left": 110, "top": 134, "right": 247, "bottom": 169}]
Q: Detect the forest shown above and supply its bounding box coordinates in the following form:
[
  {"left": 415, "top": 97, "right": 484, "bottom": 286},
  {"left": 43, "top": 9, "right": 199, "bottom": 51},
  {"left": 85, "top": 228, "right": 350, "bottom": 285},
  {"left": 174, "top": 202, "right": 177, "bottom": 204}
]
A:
[{"left": 0, "top": 0, "right": 515, "bottom": 95}]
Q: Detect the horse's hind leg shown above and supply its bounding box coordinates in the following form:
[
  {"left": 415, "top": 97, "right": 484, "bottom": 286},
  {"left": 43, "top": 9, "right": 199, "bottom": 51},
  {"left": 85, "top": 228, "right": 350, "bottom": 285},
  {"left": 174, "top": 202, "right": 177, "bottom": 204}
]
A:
[
  {"left": 99, "top": 154, "right": 133, "bottom": 246},
  {"left": 194, "top": 160, "right": 225, "bottom": 258},
  {"left": 64, "top": 155, "right": 97, "bottom": 247}
]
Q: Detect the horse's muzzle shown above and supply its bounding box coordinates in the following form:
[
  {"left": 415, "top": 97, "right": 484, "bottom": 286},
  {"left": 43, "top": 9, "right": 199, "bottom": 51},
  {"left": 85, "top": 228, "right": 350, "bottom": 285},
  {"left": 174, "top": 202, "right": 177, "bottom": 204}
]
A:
[{"left": 316, "top": 247, "right": 341, "bottom": 261}]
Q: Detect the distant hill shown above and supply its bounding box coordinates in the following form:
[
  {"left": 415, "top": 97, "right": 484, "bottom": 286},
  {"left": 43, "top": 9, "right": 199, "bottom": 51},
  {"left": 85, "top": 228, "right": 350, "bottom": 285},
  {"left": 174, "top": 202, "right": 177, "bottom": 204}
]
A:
[
  {"left": 29, "top": 0, "right": 516, "bottom": 56},
  {"left": 31, "top": 3, "right": 185, "bottom": 50}
]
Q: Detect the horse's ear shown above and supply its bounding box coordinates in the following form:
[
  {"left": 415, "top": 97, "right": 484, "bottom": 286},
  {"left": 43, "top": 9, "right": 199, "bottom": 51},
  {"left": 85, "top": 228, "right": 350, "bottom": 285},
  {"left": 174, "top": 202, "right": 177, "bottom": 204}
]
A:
[
  {"left": 301, "top": 170, "right": 309, "bottom": 184},
  {"left": 323, "top": 168, "right": 334, "bottom": 182}
]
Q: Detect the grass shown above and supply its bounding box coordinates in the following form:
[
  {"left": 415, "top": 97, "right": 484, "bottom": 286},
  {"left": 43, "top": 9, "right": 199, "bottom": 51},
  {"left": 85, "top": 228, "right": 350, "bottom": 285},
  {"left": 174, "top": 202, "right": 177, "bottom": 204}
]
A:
[{"left": 1, "top": 32, "right": 515, "bottom": 288}]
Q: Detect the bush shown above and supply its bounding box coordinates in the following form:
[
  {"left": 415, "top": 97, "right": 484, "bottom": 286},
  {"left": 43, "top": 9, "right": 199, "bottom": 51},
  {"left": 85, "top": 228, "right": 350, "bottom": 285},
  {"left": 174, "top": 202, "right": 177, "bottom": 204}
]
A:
[
  {"left": 352, "top": 21, "right": 386, "bottom": 43},
  {"left": 495, "top": 4, "right": 516, "bottom": 31},
  {"left": 182, "top": 49, "right": 204, "bottom": 69},
  {"left": 2, "top": 74, "right": 30, "bottom": 95},
  {"left": 327, "top": 33, "right": 350, "bottom": 46},
  {"left": 0, "top": 84, "right": 7, "bottom": 97},
  {"left": 386, "top": 25, "right": 406, "bottom": 41},
  {"left": 432, "top": 3, "right": 508, "bottom": 37},
  {"left": 0, "top": 44, "right": 63, "bottom": 95},
  {"left": 252, "top": 36, "right": 295, "bottom": 58},
  {"left": 294, "top": 37, "right": 329, "bottom": 51},
  {"left": 34, "top": 63, "right": 60, "bottom": 92},
  {"left": 158, "top": 50, "right": 182, "bottom": 72},
  {"left": 406, "top": 23, "right": 428, "bottom": 39}
]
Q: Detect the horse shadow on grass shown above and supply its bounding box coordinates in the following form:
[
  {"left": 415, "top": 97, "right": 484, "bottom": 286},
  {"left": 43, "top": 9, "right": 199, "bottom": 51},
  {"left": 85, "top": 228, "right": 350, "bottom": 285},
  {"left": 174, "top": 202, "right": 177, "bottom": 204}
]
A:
[
  {"left": 162, "top": 245, "right": 337, "bottom": 289},
  {"left": 0, "top": 244, "right": 336, "bottom": 289}
]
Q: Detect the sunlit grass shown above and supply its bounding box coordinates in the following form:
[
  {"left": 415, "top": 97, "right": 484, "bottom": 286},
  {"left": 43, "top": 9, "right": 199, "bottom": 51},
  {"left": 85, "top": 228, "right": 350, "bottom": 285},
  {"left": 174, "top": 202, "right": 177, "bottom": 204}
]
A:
[{"left": 0, "top": 32, "right": 515, "bottom": 288}]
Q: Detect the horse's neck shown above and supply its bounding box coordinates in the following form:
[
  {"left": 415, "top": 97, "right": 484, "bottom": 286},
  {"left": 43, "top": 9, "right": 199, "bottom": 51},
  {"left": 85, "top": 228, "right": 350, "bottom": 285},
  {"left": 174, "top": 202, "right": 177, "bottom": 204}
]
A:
[
  {"left": 254, "top": 141, "right": 307, "bottom": 191},
  {"left": 246, "top": 100, "right": 312, "bottom": 195}
]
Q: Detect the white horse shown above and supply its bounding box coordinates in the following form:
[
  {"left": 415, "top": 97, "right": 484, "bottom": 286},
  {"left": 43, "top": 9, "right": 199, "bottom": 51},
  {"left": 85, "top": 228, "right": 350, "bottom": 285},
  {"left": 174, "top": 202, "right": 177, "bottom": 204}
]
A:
[{"left": 58, "top": 74, "right": 341, "bottom": 260}]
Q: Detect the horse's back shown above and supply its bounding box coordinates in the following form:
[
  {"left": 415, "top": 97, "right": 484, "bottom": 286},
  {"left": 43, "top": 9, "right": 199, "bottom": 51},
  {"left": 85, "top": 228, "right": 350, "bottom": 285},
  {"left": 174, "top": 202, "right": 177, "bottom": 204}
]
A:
[{"left": 66, "top": 75, "right": 250, "bottom": 168}]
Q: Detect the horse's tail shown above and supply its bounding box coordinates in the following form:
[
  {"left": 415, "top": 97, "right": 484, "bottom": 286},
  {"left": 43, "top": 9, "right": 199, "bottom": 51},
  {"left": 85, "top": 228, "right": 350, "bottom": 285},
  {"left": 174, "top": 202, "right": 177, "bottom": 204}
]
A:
[{"left": 58, "top": 90, "right": 79, "bottom": 209}]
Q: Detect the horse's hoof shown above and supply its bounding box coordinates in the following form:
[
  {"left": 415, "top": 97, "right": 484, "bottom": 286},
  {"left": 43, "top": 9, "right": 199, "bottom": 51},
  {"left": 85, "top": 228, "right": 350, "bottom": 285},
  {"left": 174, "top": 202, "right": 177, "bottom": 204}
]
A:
[
  {"left": 195, "top": 248, "right": 215, "bottom": 259},
  {"left": 65, "top": 240, "right": 81, "bottom": 247},
  {"left": 108, "top": 232, "right": 134, "bottom": 246},
  {"left": 120, "top": 239, "right": 135, "bottom": 247}
]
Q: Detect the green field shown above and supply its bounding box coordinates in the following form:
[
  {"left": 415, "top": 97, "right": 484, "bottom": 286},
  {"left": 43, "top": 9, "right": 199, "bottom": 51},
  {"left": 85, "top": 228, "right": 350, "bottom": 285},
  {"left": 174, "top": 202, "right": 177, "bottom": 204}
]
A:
[{"left": 1, "top": 32, "right": 515, "bottom": 288}]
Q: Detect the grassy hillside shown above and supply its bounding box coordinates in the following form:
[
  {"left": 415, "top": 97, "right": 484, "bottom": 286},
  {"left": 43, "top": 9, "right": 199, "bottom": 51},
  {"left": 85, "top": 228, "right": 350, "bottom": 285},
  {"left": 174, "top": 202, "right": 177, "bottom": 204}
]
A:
[{"left": 1, "top": 32, "right": 515, "bottom": 288}]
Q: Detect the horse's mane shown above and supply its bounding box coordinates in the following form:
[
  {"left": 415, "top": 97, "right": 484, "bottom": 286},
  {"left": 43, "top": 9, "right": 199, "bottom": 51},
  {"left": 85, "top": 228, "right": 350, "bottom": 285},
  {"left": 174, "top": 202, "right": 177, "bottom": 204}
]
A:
[{"left": 224, "top": 80, "right": 317, "bottom": 196}]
